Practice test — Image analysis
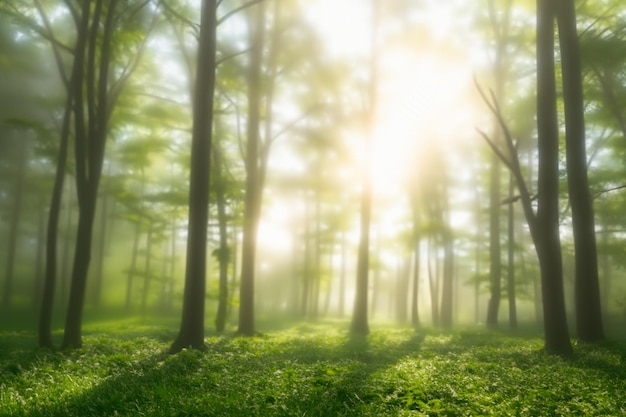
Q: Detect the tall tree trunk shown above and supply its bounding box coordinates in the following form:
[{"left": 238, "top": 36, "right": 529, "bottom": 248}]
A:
[
  {"left": 33, "top": 194, "right": 46, "bottom": 307},
  {"left": 170, "top": 0, "right": 217, "bottom": 353},
  {"left": 428, "top": 236, "right": 440, "bottom": 326},
  {"left": 300, "top": 200, "right": 311, "bottom": 318},
  {"left": 39, "top": 80, "right": 72, "bottom": 347},
  {"left": 59, "top": 183, "right": 73, "bottom": 307},
  {"left": 60, "top": 0, "right": 94, "bottom": 349},
  {"left": 556, "top": 0, "right": 604, "bottom": 342},
  {"left": 440, "top": 230, "right": 454, "bottom": 328},
  {"left": 486, "top": 151, "right": 501, "bottom": 328},
  {"left": 214, "top": 147, "right": 230, "bottom": 332},
  {"left": 90, "top": 192, "right": 108, "bottom": 308},
  {"left": 507, "top": 172, "right": 517, "bottom": 329},
  {"left": 140, "top": 222, "right": 153, "bottom": 316},
  {"left": 535, "top": 0, "right": 573, "bottom": 355},
  {"left": 411, "top": 238, "right": 420, "bottom": 327},
  {"left": 125, "top": 221, "right": 141, "bottom": 310},
  {"left": 351, "top": 0, "right": 380, "bottom": 337},
  {"left": 395, "top": 256, "right": 409, "bottom": 324},
  {"left": 600, "top": 221, "right": 611, "bottom": 320},
  {"left": 237, "top": 0, "right": 266, "bottom": 336},
  {"left": 338, "top": 231, "right": 347, "bottom": 317},
  {"left": 486, "top": 0, "right": 513, "bottom": 329}
]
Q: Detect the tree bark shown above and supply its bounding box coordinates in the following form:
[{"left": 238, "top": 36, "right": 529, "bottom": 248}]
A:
[
  {"left": 351, "top": 0, "right": 380, "bottom": 337},
  {"left": 556, "top": 0, "right": 604, "bottom": 342},
  {"left": 535, "top": 0, "right": 573, "bottom": 356},
  {"left": 440, "top": 230, "right": 454, "bottom": 328},
  {"left": 507, "top": 172, "right": 517, "bottom": 329},
  {"left": 214, "top": 147, "right": 230, "bottom": 332},
  {"left": 237, "top": 0, "right": 265, "bottom": 336},
  {"left": 411, "top": 239, "right": 421, "bottom": 327},
  {"left": 170, "top": 0, "right": 217, "bottom": 353}
]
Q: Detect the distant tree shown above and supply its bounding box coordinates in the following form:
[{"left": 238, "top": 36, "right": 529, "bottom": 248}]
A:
[
  {"left": 1, "top": 134, "right": 28, "bottom": 310},
  {"left": 212, "top": 137, "right": 231, "bottom": 333},
  {"left": 555, "top": 0, "right": 604, "bottom": 343},
  {"left": 170, "top": 0, "right": 217, "bottom": 353},
  {"left": 351, "top": 0, "right": 380, "bottom": 337},
  {"left": 237, "top": 0, "right": 265, "bottom": 336},
  {"left": 485, "top": 0, "right": 513, "bottom": 329},
  {"left": 62, "top": 0, "right": 156, "bottom": 349}
]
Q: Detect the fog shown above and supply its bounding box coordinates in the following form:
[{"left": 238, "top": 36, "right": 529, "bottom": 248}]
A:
[{"left": 1, "top": 0, "right": 625, "bottom": 339}]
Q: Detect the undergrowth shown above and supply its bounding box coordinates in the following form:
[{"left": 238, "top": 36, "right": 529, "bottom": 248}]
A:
[{"left": 1, "top": 321, "right": 625, "bottom": 416}]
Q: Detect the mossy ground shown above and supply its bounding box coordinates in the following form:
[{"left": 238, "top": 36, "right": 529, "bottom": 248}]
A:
[{"left": 1, "top": 320, "right": 625, "bottom": 416}]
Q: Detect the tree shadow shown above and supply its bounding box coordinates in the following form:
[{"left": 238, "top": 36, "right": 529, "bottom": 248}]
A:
[{"left": 11, "top": 327, "right": 426, "bottom": 416}]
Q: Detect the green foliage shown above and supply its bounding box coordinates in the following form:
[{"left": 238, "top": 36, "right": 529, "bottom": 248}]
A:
[{"left": 1, "top": 323, "right": 626, "bottom": 416}]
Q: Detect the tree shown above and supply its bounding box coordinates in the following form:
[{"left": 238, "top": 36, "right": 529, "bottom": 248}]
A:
[
  {"left": 237, "top": 0, "right": 265, "bottom": 336},
  {"left": 485, "top": 0, "right": 513, "bottom": 329},
  {"left": 351, "top": 0, "right": 380, "bottom": 337},
  {"left": 555, "top": 0, "right": 604, "bottom": 342},
  {"left": 62, "top": 0, "right": 155, "bottom": 349},
  {"left": 477, "top": 0, "right": 573, "bottom": 356},
  {"left": 534, "top": 0, "right": 572, "bottom": 355},
  {"left": 170, "top": 0, "right": 217, "bottom": 353}
]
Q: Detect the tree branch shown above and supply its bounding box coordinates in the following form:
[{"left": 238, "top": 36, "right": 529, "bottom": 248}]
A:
[{"left": 217, "top": 0, "right": 265, "bottom": 26}]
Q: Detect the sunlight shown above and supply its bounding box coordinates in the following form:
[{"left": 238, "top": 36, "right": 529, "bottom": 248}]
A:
[
  {"left": 371, "top": 46, "right": 475, "bottom": 197},
  {"left": 303, "top": 0, "right": 481, "bottom": 243}
]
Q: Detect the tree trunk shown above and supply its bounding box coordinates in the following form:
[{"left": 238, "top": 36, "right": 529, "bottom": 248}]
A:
[
  {"left": 395, "top": 256, "right": 409, "bottom": 324},
  {"left": 33, "top": 194, "right": 46, "bottom": 307},
  {"left": 507, "top": 172, "right": 517, "bottom": 329},
  {"left": 535, "top": 0, "right": 573, "bottom": 356},
  {"left": 214, "top": 148, "right": 230, "bottom": 332},
  {"left": 39, "top": 78, "right": 72, "bottom": 347},
  {"left": 351, "top": 0, "right": 380, "bottom": 337},
  {"left": 428, "top": 237, "right": 440, "bottom": 326},
  {"left": 170, "top": 0, "right": 217, "bottom": 353},
  {"left": 140, "top": 222, "right": 153, "bottom": 316},
  {"left": 411, "top": 239, "right": 421, "bottom": 327},
  {"left": 338, "top": 231, "right": 347, "bottom": 317},
  {"left": 90, "top": 192, "right": 108, "bottom": 308},
  {"left": 556, "top": 0, "right": 604, "bottom": 342},
  {"left": 125, "top": 221, "right": 141, "bottom": 310},
  {"left": 60, "top": 0, "right": 96, "bottom": 349},
  {"left": 237, "top": 0, "right": 266, "bottom": 336},
  {"left": 440, "top": 231, "right": 454, "bottom": 328}
]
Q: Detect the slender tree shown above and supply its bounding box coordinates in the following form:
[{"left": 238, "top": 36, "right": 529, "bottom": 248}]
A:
[
  {"left": 530, "top": 0, "right": 573, "bottom": 355},
  {"left": 170, "top": 0, "right": 217, "bottom": 353},
  {"left": 556, "top": 0, "right": 604, "bottom": 342},
  {"left": 237, "top": 0, "right": 266, "bottom": 336},
  {"left": 478, "top": 0, "right": 573, "bottom": 356},
  {"left": 351, "top": 0, "right": 380, "bottom": 337}
]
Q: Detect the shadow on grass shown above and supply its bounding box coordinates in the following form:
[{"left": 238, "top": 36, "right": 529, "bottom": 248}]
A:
[{"left": 7, "top": 326, "right": 425, "bottom": 417}]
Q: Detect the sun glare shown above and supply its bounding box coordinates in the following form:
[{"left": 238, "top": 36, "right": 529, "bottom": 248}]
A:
[
  {"left": 256, "top": 0, "right": 481, "bottom": 253},
  {"left": 371, "top": 43, "right": 477, "bottom": 195}
]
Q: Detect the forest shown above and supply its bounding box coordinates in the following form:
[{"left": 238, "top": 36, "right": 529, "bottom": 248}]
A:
[{"left": 1, "top": 0, "right": 626, "bottom": 415}]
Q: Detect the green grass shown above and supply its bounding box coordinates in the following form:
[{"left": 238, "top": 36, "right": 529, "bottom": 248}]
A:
[{"left": 1, "top": 321, "right": 626, "bottom": 416}]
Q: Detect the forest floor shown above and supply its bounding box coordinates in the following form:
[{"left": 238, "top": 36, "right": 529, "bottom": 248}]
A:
[{"left": 1, "top": 318, "right": 625, "bottom": 416}]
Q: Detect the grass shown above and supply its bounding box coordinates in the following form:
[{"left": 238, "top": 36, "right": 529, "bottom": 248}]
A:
[{"left": 1, "top": 320, "right": 626, "bottom": 416}]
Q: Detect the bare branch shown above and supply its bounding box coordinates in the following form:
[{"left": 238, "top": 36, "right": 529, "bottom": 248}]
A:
[
  {"left": 476, "top": 128, "right": 514, "bottom": 171},
  {"left": 161, "top": 0, "right": 200, "bottom": 37},
  {"left": 216, "top": 47, "right": 252, "bottom": 67},
  {"left": 33, "top": 0, "right": 70, "bottom": 88},
  {"left": 594, "top": 184, "right": 626, "bottom": 198},
  {"left": 4, "top": 8, "right": 74, "bottom": 54},
  {"left": 217, "top": 0, "right": 265, "bottom": 26}
]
